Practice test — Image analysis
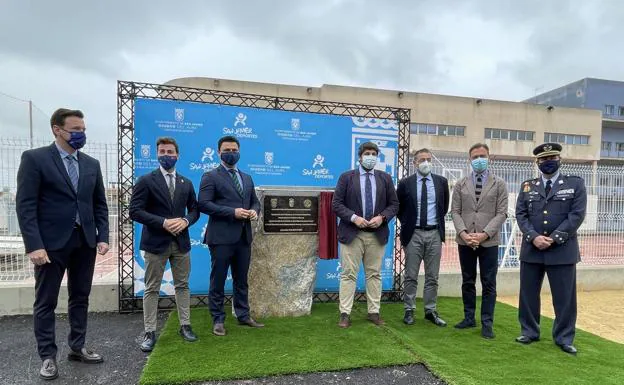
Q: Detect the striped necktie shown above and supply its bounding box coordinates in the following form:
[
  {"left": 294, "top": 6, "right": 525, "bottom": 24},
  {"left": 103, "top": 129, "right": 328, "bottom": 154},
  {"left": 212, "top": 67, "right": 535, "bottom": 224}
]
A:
[
  {"left": 167, "top": 174, "right": 175, "bottom": 200},
  {"left": 65, "top": 155, "right": 80, "bottom": 224},
  {"left": 475, "top": 175, "right": 483, "bottom": 202},
  {"left": 229, "top": 169, "right": 243, "bottom": 196}
]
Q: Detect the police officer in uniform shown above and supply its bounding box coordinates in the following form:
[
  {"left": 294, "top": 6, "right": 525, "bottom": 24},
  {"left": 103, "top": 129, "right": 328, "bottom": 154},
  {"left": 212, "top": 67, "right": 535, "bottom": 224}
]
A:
[{"left": 515, "top": 143, "right": 586, "bottom": 355}]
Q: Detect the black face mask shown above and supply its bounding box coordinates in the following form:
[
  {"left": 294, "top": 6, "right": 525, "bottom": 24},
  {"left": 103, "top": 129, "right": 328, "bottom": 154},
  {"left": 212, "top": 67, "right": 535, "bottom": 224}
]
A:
[{"left": 538, "top": 159, "right": 561, "bottom": 175}]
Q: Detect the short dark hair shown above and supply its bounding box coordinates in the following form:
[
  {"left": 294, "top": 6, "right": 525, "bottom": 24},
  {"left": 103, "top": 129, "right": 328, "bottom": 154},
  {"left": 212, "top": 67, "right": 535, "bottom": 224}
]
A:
[
  {"left": 156, "top": 137, "right": 179, "bottom": 154},
  {"left": 358, "top": 141, "right": 379, "bottom": 157},
  {"left": 469, "top": 143, "right": 489, "bottom": 156},
  {"left": 218, "top": 135, "right": 240, "bottom": 151},
  {"left": 50, "top": 108, "right": 84, "bottom": 128},
  {"left": 413, "top": 148, "right": 432, "bottom": 158}
]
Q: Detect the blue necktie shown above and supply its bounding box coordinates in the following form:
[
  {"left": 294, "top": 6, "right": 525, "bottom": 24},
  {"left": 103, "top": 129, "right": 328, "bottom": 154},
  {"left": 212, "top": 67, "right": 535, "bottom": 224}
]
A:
[
  {"left": 364, "top": 172, "right": 373, "bottom": 220},
  {"left": 66, "top": 155, "right": 80, "bottom": 225}
]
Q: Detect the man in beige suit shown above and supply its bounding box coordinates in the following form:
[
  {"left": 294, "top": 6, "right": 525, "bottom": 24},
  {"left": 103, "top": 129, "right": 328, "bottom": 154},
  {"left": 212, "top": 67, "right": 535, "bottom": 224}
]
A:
[{"left": 451, "top": 143, "right": 508, "bottom": 339}]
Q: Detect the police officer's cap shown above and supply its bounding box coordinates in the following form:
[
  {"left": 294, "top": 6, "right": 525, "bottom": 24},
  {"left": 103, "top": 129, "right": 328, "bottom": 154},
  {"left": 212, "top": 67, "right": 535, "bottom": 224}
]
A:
[{"left": 533, "top": 142, "right": 562, "bottom": 158}]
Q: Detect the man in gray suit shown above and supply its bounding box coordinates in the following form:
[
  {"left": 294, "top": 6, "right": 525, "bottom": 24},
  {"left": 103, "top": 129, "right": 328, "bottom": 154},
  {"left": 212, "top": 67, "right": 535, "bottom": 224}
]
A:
[{"left": 451, "top": 143, "right": 508, "bottom": 339}]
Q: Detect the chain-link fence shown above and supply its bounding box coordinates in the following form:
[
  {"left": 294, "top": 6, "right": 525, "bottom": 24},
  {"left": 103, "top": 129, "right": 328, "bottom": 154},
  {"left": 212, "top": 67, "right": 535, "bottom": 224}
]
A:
[
  {"left": 0, "top": 138, "right": 118, "bottom": 282},
  {"left": 1, "top": 140, "right": 623, "bottom": 282}
]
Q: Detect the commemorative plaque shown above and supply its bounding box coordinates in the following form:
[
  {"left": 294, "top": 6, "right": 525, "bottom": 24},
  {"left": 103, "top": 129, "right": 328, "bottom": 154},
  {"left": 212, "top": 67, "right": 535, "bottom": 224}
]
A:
[{"left": 263, "top": 195, "right": 319, "bottom": 234}]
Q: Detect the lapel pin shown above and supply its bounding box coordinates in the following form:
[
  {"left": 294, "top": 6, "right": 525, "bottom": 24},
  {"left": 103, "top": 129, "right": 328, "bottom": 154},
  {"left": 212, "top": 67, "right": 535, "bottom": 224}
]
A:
[
  {"left": 558, "top": 180, "right": 563, "bottom": 184},
  {"left": 181, "top": 179, "right": 184, "bottom": 184},
  {"left": 536, "top": 181, "right": 540, "bottom": 186}
]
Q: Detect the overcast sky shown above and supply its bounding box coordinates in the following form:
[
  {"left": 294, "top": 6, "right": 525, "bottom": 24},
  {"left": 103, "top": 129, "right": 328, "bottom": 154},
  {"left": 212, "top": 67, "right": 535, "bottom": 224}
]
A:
[{"left": 0, "top": 0, "right": 622, "bottom": 143}]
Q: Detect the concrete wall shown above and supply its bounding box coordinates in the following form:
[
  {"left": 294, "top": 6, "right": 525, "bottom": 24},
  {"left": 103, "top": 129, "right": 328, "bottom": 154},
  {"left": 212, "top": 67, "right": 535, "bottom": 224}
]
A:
[
  {"left": 2, "top": 267, "right": 622, "bottom": 316},
  {"left": 166, "top": 77, "right": 602, "bottom": 162}
]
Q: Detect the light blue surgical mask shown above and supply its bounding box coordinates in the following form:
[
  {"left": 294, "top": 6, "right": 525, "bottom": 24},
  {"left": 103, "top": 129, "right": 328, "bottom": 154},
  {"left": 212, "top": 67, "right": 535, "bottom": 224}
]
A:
[
  {"left": 361, "top": 155, "right": 377, "bottom": 170},
  {"left": 471, "top": 157, "right": 489, "bottom": 173}
]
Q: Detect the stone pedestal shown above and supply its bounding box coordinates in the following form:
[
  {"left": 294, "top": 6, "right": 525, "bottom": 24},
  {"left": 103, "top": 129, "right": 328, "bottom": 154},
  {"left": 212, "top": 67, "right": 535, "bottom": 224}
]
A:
[{"left": 248, "top": 189, "right": 320, "bottom": 318}]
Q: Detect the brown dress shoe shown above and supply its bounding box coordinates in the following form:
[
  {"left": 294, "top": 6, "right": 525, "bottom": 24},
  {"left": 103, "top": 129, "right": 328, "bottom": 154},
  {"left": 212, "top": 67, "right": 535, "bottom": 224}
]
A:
[
  {"left": 367, "top": 313, "right": 385, "bottom": 326},
  {"left": 338, "top": 313, "right": 351, "bottom": 328},
  {"left": 213, "top": 323, "right": 226, "bottom": 336},
  {"left": 238, "top": 317, "right": 265, "bottom": 328}
]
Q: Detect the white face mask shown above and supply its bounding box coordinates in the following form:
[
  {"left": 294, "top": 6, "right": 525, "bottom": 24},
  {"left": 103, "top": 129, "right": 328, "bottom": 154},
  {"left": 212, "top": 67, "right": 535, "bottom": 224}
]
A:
[
  {"left": 418, "top": 161, "right": 431, "bottom": 175},
  {"left": 361, "top": 155, "right": 377, "bottom": 170}
]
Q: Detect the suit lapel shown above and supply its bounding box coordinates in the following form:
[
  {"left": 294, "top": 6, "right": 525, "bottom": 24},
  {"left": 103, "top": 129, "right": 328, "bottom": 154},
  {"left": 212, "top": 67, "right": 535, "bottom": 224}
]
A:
[
  {"left": 77, "top": 152, "right": 86, "bottom": 195},
  {"left": 48, "top": 144, "right": 76, "bottom": 196},
  {"left": 352, "top": 170, "right": 363, "bottom": 214},
  {"left": 535, "top": 179, "right": 546, "bottom": 198},
  {"left": 374, "top": 171, "right": 383, "bottom": 214},
  {"left": 478, "top": 174, "right": 495, "bottom": 206},
  {"left": 410, "top": 175, "right": 420, "bottom": 213},
  {"left": 219, "top": 166, "right": 242, "bottom": 197},
  {"left": 153, "top": 170, "right": 173, "bottom": 209},
  {"left": 466, "top": 174, "right": 477, "bottom": 205}
]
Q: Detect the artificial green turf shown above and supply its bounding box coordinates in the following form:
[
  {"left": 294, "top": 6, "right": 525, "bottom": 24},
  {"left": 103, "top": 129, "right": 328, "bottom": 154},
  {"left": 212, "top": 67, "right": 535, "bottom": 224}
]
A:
[
  {"left": 139, "top": 303, "right": 418, "bottom": 385},
  {"left": 141, "top": 299, "right": 624, "bottom": 385},
  {"left": 383, "top": 300, "right": 624, "bottom": 385}
]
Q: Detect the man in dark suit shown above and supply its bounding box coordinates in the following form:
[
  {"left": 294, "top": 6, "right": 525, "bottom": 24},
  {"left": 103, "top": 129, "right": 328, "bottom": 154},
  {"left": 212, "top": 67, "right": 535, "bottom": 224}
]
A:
[
  {"left": 397, "top": 148, "right": 449, "bottom": 327},
  {"left": 16, "top": 108, "right": 109, "bottom": 380},
  {"left": 515, "top": 142, "right": 586, "bottom": 355},
  {"left": 198, "top": 135, "right": 263, "bottom": 336},
  {"left": 332, "top": 142, "right": 399, "bottom": 328},
  {"left": 129, "top": 137, "right": 200, "bottom": 352}
]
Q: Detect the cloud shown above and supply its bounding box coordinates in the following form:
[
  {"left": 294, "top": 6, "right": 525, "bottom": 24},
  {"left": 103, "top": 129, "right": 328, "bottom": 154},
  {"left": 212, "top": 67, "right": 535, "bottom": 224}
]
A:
[{"left": 0, "top": 0, "right": 622, "bottom": 143}]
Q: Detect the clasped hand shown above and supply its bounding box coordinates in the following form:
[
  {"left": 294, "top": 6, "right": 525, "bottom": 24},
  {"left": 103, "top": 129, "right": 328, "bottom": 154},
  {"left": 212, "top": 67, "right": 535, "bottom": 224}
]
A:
[
  {"left": 460, "top": 232, "right": 488, "bottom": 249},
  {"left": 163, "top": 218, "right": 188, "bottom": 235},
  {"left": 354, "top": 215, "right": 383, "bottom": 229}
]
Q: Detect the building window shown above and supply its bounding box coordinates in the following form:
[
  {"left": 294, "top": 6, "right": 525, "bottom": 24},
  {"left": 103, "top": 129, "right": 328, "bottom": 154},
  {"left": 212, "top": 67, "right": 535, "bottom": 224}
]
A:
[
  {"left": 545, "top": 132, "right": 589, "bottom": 145},
  {"left": 619, "top": 106, "right": 624, "bottom": 116},
  {"left": 410, "top": 123, "right": 466, "bottom": 137},
  {"left": 602, "top": 141, "right": 612, "bottom": 151},
  {"left": 617, "top": 143, "right": 624, "bottom": 152},
  {"left": 605, "top": 105, "right": 615, "bottom": 115},
  {"left": 485, "top": 128, "right": 535, "bottom": 142}
]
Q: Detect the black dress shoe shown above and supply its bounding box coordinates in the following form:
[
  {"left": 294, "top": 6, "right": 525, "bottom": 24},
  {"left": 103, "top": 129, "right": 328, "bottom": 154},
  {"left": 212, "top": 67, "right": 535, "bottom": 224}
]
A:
[
  {"left": 39, "top": 358, "right": 58, "bottom": 380},
  {"left": 403, "top": 310, "right": 415, "bottom": 325},
  {"left": 179, "top": 325, "right": 198, "bottom": 342},
  {"left": 67, "top": 347, "right": 104, "bottom": 364},
  {"left": 213, "top": 323, "right": 226, "bottom": 336},
  {"left": 515, "top": 335, "right": 540, "bottom": 345},
  {"left": 140, "top": 331, "right": 157, "bottom": 352},
  {"left": 238, "top": 317, "right": 265, "bottom": 328},
  {"left": 482, "top": 325, "right": 495, "bottom": 339},
  {"left": 558, "top": 344, "right": 577, "bottom": 355},
  {"left": 425, "top": 311, "right": 447, "bottom": 327},
  {"left": 454, "top": 319, "right": 477, "bottom": 329}
]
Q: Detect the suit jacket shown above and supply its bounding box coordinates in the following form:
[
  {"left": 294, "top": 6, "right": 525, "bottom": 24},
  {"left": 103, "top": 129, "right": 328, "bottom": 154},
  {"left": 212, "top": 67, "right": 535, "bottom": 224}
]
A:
[
  {"left": 198, "top": 165, "right": 260, "bottom": 246},
  {"left": 332, "top": 169, "right": 399, "bottom": 245},
  {"left": 515, "top": 174, "right": 586, "bottom": 265},
  {"left": 451, "top": 172, "right": 508, "bottom": 248},
  {"left": 16, "top": 143, "right": 109, "bottom": 253},
  {"left": 129, "top": 168, "right": 199, "bottom": 255},
  {"left": 397, "top": 172, "right": 449, "bottom": 246}
]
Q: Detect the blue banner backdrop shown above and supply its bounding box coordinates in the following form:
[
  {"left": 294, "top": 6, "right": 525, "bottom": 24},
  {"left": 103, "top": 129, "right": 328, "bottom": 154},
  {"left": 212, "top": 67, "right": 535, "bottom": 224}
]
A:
[{"left": 133, "top": 98, "right": 399, "bottom": 296}]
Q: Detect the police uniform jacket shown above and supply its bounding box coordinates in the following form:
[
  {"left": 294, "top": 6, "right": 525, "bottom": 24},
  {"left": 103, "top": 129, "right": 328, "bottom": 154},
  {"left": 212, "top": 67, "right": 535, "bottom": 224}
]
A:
[{"left": 515, "top": 174, "right": 587, "bottom": 265}]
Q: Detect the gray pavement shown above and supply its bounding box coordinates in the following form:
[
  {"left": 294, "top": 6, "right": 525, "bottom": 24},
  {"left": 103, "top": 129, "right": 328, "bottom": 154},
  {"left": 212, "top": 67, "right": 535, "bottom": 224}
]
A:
[{"left": 0, "top": 312, "right": 445, "bottom": 385}]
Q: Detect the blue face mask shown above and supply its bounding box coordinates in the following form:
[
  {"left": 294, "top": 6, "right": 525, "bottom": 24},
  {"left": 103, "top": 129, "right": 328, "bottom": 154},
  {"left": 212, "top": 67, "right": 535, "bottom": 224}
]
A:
[
  {"left": 63, "top": 130, "right": 87, "bottom": 150},
  {"left": 471, "top": 157, "right": 489, "bottom": 173},
  {"left": 158, "top": 155, "right": 177, "bottom": 171},
  {"left": 538, "top": 159, "right": 560, "bottom": 175},
  {"left": 221, "top": 151, "right": 240, "bottom": 166}
]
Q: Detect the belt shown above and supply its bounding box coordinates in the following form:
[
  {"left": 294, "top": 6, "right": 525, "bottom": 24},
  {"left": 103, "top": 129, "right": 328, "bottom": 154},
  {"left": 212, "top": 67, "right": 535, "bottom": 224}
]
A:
[{"left": 415, "top": 225, "right": 437, "bottom": 231}]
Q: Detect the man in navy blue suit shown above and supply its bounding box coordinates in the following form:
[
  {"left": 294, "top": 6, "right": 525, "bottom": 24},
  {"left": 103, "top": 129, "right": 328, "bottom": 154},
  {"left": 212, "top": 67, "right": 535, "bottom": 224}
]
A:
[
  {"left": 129, "top": 137, "right": 200, "bottom": 352},
  {"left": 16, "top": 108, "right": 109, "bottom": 381},
  {"left": 198, "top": 135, "right": 263, "bottom": 336}
]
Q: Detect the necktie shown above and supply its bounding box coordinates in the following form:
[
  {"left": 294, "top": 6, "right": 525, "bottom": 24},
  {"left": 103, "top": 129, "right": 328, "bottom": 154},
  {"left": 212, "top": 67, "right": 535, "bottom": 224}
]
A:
[
  {"left": 545, "top": 180, "right": 552, "bottom": 196},
  {"left": 420, "top": 177, "right": 428, "bottom": 228},
  {"left": 167, "top": 174, "right": 175, "bottom": 200},
  {"left": 364, "top": 172, "right": 373, "bottom": 220},
  {"left": 229, "top": 169, "right": 243, "bottom": 196},
  {"left": 475, "top": 175, "right": 483, "bottom": 202},
  {"left": 66, "top": 155, "right": 80, "bottom": 225}
]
